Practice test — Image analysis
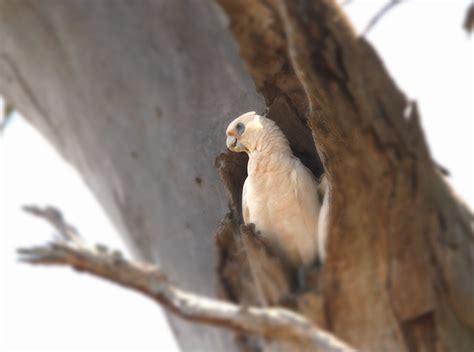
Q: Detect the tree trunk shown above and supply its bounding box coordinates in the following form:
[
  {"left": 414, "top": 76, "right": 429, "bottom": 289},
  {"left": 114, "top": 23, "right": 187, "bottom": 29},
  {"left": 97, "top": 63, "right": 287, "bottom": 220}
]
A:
[{"left": 1, "top": 1, "right": 472, "bottom": 351}]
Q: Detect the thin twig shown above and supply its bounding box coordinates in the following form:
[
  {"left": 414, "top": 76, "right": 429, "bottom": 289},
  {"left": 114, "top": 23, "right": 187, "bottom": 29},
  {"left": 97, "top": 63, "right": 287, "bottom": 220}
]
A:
[
  {"left": 23, "top": 205, "right": 81, "bottom": 242},
  {"left": 18, "top": 206, "right": 355, "bottom": 352},
  {"left": 363, "top": 0, "right": 405, "bottom": 35}
]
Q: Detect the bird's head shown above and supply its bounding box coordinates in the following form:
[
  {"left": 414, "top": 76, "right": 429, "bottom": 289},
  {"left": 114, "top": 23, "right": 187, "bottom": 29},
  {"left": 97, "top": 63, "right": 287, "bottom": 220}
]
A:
[{"left": 225, "top": 111, "right": 264, "bottom": 153}]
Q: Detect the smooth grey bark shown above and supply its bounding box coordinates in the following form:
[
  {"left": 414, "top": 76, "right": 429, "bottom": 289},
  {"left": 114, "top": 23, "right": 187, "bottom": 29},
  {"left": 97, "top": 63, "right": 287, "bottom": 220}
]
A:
[{"left": 0, "top": 1, "right": 263, "bottom": 350}]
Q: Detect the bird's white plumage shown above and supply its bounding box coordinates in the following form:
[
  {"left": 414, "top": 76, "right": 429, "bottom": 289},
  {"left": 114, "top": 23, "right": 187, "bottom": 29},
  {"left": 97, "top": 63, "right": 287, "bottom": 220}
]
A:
[{"left": 226, "top": 112, "right": 328, "bottom": 267}]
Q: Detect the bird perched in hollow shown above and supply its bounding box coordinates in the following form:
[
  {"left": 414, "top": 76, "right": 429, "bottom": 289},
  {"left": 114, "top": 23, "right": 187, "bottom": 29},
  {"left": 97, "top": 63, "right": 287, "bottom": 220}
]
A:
[{"left": 226, "top": 111, "right": 328, "bottom": 269}]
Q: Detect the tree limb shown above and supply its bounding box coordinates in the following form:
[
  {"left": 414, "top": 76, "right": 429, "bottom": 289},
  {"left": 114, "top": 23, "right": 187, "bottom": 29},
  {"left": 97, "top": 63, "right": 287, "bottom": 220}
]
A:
[
  {"left": 217, "top": 1, "right": 474, "bottom": 349},
  {"left": 19, "top": 206, "right": 355, "bottom": 352}
]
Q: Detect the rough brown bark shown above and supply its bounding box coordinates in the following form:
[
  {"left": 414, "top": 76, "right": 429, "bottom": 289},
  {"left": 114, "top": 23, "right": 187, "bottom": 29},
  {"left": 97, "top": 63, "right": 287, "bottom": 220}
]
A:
[
  {"left": 217, "top": 1, "right": 474, "bottom": 351},
  {"left": 1, "top": 0, "right": 473, "bottom": 351}
]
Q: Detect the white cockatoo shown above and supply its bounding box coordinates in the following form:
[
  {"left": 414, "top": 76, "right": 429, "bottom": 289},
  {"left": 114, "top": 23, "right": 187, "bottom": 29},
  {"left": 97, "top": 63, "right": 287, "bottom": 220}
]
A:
[{"left": 226, "top": 111, "right": 328, "bottom": 270}]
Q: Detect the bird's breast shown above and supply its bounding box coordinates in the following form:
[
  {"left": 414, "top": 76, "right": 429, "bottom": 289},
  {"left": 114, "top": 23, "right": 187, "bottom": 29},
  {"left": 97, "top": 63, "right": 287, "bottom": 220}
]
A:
[
  {"left": 245, "top": 171, "right": 292, "bottom": 220},
  {"left": 244, "top": 160, "right": 319, "bottom": 267}
]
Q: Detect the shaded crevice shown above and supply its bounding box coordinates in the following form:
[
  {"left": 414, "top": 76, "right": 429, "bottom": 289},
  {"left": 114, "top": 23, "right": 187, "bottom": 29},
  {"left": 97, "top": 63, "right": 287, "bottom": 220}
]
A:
[{"left": 400, "top": 312, "right": 436, "bottom": 352}]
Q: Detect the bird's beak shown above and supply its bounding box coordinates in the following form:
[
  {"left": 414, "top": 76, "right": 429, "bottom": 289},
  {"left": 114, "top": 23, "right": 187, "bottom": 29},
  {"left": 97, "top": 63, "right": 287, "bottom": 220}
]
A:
[
  {"left": 226, "top": 135, "right": 237, "bottom": 150},
  {"left": 226, "top": 135, "right": 245, "bottom": 152}
]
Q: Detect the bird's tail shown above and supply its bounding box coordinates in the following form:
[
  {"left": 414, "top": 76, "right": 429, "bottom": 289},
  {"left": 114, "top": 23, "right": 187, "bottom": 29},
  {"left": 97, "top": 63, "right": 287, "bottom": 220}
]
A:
[{"left": 317, "top": 176, "right": 330, "bottom": 262}]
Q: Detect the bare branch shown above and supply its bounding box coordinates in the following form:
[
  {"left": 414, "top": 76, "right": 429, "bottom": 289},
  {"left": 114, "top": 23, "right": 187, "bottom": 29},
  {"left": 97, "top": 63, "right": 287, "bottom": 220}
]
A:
[
  {"left": 363, "top": 0, "right": 405, "bottom": 35},
  {"left": 23, "top": 205, "right": 82, "bottom": 242},
  {"left": 19, "top": 206, "right": 355, "bottom": 352}
]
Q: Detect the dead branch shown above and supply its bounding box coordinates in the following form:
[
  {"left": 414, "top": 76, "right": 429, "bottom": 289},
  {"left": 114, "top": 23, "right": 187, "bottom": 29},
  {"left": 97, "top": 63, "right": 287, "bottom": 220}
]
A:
[{"left": 19, "top": 206, "right": 355, "bottom": 352}]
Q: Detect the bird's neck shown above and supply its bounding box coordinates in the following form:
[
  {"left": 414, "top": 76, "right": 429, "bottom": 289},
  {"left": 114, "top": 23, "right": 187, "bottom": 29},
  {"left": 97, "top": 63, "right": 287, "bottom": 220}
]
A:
[
  {"left": 252, "top": 124, "right": 292, "bottom": 154},
  {"left": 246, "top": 120, "right": 293, "bottom": 175},
  {"left": 247, "top": 145, "right": 293, "bottom": 176}
]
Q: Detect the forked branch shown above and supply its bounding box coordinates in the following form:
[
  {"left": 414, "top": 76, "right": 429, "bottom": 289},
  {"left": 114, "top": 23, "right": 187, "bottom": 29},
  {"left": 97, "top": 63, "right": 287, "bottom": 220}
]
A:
[{"left": 19, "top": 206, "right": 355, "bottom": 352}]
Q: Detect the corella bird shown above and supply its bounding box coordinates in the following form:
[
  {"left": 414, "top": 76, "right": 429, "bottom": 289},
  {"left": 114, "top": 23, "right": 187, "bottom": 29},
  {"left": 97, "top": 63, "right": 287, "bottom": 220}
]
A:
[{"left": 226, "top": 111, "right": 328, "bottom": 273}]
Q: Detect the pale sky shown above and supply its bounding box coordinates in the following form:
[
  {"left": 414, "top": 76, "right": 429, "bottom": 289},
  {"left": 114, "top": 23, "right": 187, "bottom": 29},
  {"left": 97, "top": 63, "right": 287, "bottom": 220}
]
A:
[{"left": 0, "top": 1, "right": 472, "bottom": 351}]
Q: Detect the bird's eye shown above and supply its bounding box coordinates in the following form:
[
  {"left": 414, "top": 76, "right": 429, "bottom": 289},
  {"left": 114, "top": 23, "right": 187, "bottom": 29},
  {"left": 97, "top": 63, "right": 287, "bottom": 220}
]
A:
[{"left": 235, "top": 122, "right": 245, "bottom": 134}]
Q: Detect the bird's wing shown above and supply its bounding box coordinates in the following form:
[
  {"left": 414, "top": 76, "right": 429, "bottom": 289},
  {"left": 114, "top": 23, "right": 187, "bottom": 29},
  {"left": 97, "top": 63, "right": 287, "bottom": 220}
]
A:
[
  {"left": 291, "top": 161, "right": 321, "bottom": 263},
  {"left": 292, "top": 163, "right": 320, "bottom": 228},
  {"left": 242, "top": 178, "right": 250, "bottom": 224}
]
